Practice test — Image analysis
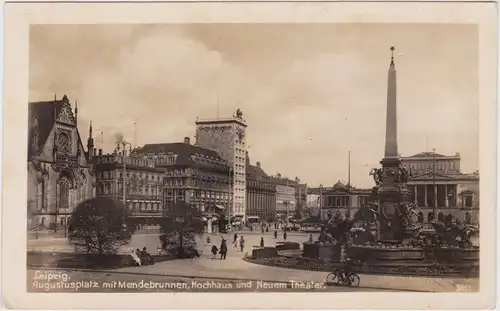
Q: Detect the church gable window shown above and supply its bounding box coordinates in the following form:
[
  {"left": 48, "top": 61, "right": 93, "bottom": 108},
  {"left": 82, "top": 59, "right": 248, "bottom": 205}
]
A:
[{"left": 56, "top": 102, "right": 76, "bottom": 126}]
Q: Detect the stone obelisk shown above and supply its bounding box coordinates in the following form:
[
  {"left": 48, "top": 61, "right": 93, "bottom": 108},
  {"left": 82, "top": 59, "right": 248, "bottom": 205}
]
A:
[{"left": 377, "top": 47, "right": 411, "bottom": 242}]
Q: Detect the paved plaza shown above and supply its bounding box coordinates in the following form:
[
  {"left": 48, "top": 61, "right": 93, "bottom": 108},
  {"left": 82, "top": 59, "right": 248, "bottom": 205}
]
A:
[{"left": 27, "top": 231, "right": 479, "bottom": 292}]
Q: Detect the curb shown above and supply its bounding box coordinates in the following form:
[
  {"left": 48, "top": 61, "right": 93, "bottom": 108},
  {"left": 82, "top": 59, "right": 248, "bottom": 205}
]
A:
[
  {"left": 26, "top": 266, "right": 430, "bottom": 292},
  {"left": 243, "top": 258, "right": 479, "bottom": 278}
]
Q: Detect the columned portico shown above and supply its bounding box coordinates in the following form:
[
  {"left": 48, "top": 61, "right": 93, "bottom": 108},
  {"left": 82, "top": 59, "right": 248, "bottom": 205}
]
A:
[{"left": 410, "top": 183, "right": 459, "bottom": 208}]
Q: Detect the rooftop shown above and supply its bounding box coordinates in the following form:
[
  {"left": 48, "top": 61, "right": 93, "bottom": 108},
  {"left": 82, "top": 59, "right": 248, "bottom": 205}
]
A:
[
  {"left": 133, "top": 142, "right": 228, "bottom": 168},
  {"left": 28, "top": 95, "right": 74, "bottom": 157},
  {"left": 402, "top": 152, "right": 460, "bottom": 159}
]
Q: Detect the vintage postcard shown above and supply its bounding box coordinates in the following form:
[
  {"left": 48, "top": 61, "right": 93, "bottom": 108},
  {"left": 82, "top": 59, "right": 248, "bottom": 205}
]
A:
[{"left": 2, "top": 1, "right": 497, "bottom": 310}]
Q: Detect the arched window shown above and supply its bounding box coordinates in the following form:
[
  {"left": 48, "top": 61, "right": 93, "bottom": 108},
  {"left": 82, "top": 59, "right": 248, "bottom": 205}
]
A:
[{"left": 58, "top": 176, "right": 71, "bottom": 211}]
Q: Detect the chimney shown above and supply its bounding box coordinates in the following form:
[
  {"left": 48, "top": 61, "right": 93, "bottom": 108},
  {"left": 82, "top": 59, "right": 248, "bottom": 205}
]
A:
[
  {"left": 98, "top": 149, "right": 103, "bottom": 156},
  {"left": 256, "top": 161, "right": 261, "bottom": 168},
  {"left": 184, "top": 137, "right": 190, "bottom": 144}
]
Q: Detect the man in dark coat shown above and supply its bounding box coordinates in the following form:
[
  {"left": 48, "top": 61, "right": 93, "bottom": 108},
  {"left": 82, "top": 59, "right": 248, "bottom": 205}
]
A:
[{"left": 220, "top": 239, "right": 228, "bottom": 260}]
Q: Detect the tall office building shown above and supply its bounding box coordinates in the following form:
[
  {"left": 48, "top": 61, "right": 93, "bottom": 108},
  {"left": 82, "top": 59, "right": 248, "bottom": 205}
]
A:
[{"left": 195, "top": 109, "right": 248, "bottom": 220}]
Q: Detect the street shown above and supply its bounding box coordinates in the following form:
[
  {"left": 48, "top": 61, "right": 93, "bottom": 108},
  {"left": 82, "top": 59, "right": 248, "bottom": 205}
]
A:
[
  {"left": 27, "top": 231, "right": 479, "bottom": 293},
  {"left": 27, "top": 230, "right": 319, "bottom": 254}
]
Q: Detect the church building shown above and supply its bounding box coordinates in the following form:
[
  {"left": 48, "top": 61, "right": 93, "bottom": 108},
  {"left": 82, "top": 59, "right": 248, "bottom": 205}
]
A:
[{"left": 27, "top": 95, "right": 95, "bottom": 232}]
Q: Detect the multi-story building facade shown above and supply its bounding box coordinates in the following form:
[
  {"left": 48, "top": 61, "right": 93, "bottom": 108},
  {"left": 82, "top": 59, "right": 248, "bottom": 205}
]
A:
[
  {"left": 133, "top": 138, "right": 232, "bottom": 218},
  {"left": 401, "top": 152, "right": 479, "bottom": 224},
  {"left": 305, "top": 192, "right": 321, "bottom": 218},
  {"left": 195, "top": 109, "right": 247, "bottom": 220},
  {"left": 295, "top": 182, "right": 308, "bottom": 217},
  {"left": 271, "top": 174, "right": 298, "bottom": 221},
  {"left": 27, "top": 95, "right": 95, "bottom": 232},
  {"left": 245, "top": 155, "right": 277, "bottom": 222},
  {"left": 319, "top": 181, "right": 372, "bottom": 221},
  {"left": 93, "top": 148, "right": 164, "bottom": 225}
]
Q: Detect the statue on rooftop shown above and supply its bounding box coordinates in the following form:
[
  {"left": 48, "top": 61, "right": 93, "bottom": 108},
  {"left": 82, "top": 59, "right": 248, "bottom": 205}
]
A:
[{"left": 235, "top": 108, "right": 243, "bottom": 119}]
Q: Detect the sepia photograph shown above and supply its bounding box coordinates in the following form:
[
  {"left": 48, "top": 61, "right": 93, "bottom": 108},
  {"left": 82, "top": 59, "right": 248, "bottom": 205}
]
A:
[{"left": 2, "top": 1, "right": 497, "bottom": 310}]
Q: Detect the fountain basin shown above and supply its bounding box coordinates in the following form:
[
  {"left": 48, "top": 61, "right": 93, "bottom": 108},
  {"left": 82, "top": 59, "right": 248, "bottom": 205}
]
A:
[
  {"left": 251, "top": 247, "right": 278, "bottom": 259},
  {"left": 348, "top": 245, "right": 425, "bottom": 262},
  {"left": 434, "top": 247, "right": 479, "bottom": 264},
  {"left": 302, "top": 243, "right": 341, "bottom": 262}
]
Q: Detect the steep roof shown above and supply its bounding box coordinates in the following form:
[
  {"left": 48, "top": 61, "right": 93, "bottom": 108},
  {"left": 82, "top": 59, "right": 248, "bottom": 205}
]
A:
[
  {"left": 28, "top": 96, "right": 68, "bottom": 157},
  {"left": 134, "top": 143, "right": 226, "bottom": 167},
  {"left": 247, "top": 164, "right": 269, "bottom": 181}
]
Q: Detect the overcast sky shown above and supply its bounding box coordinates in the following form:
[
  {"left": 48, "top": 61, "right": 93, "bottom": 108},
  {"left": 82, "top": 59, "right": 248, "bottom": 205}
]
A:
[{"left": 29, "top": 24, "right": 478, "bottom": 188}]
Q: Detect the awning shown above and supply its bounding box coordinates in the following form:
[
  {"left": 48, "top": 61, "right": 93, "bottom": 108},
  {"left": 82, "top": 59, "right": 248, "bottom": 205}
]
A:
[{"left": 215, "top": 204, "right": 225, "bottom": 210}]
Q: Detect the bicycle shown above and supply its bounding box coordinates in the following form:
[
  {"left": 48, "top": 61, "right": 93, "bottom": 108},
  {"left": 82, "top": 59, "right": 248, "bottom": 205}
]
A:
[{"left": 325, "top": 270, "right": 360, "bottom": 287}]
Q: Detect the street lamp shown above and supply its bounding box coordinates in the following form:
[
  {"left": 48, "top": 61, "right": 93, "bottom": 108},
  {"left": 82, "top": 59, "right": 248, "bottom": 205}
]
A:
[
  {"left": 227, "top": 167, "right": 233, "bottom": 231},
  {"left": 120, "top": 141, "right": 133, "bottom": 206},
  {"left": 432, "top": 148, "right": 436, "bottom": 215}
]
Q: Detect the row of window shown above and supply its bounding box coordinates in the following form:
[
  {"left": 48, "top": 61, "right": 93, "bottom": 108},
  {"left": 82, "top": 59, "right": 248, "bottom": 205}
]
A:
[
  {"left": 165, "top": 190, "right": 231, "bottom": 199},
  {"left": 234, "top": 164, "right": 245, "bottom": 172},
  {"left": 97, "top": 171, "right": 162, "bottom": 181},
  {"left": 324, "top": 195, "right": 368, "bottom": 208},
  {"left": 405, "top": 161, "right": 458, "bottom": 172},
  {"left": 235, "top": 147, "right": 245, "bottom": 155},
  {"left": 235, "top": 156, "right": 245, "bottom": 164},
  {"left": 96, "top": 183, "right": 161, "bottom": 196},
  {"left": 127, "top": 202, "right": 162, "bottom": 211}
]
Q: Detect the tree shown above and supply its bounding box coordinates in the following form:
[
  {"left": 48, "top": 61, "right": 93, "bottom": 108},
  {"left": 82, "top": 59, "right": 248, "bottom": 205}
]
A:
[
  {"left": 68, "top": 197, "right": 135, "bottom": 254},
  {"left": 159, "top": 202, "right": 205, "bottom": 257}
]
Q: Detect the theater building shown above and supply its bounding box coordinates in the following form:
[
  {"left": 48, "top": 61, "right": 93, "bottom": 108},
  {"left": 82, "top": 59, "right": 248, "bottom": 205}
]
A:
[
  {"left": 93, "top": 147, "right": 164, "bottom": 225},
  {"left": 319, "top": 181, "right": 372, "bottom": 221},
  {"left": 401, "top": 152, "right": 480, "bottom": 224},
  {"left": 27, "top": 95, "right": 95, "bottom": 232},
  {"left": 133, "top": 137, "right": 232, "bottom": 219},
  {"left": 245, "top": 155, "right": 277, "bottom": 222}
]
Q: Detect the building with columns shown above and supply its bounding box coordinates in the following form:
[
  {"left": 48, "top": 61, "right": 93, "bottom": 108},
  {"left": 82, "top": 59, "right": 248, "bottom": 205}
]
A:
[
  {"left": 319, "top": 181, "right": 373, "bottom": 221},
  {"left": 27, "top": 95, "right": 95, "bottom": 232},
  {"left": 402, "top": 152, "right": 479, "bottom": 223},
  {"left": 195, "top": 109, "right": 247, "bottom": 220},
  {"left": 245, "top": 154, "right": 277, "bottom": 222}
]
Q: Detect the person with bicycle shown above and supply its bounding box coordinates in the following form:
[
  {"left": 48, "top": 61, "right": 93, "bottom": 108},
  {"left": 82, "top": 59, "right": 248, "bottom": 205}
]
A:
[{"left": 339, "top": 257, "right": 354, "bottom": 284}]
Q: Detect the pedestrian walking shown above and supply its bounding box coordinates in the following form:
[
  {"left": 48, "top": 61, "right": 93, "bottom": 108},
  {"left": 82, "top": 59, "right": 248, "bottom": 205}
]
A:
[
  {"left": 220, "top": 239, "right": 228, "bottom": 260},
  {"left": 207, "top": 235, "right": 211, "bottom": 245},
  {"left": 211, "top": 244, "right": 218, "bottom": 260},
  {"left": 233, "top": 233, "right": 238, "bottom": 244},
  {"left": 260, "top": 236, "right": 264, "bottom": 247},
  {"left": 234, "top": 236, "right": 240, "bottom": 249},
  {"left": 240, "top": 236, "right": 245, "bottom": 252},
  {"left": 274, "top": 230, "right": 278, "bottom": 239},
  {"left": 283, "top": 231, "right": 287, "bottom": 241},
  {"left": 308, "top": 234, "right": 313, "bottom": 243}
]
